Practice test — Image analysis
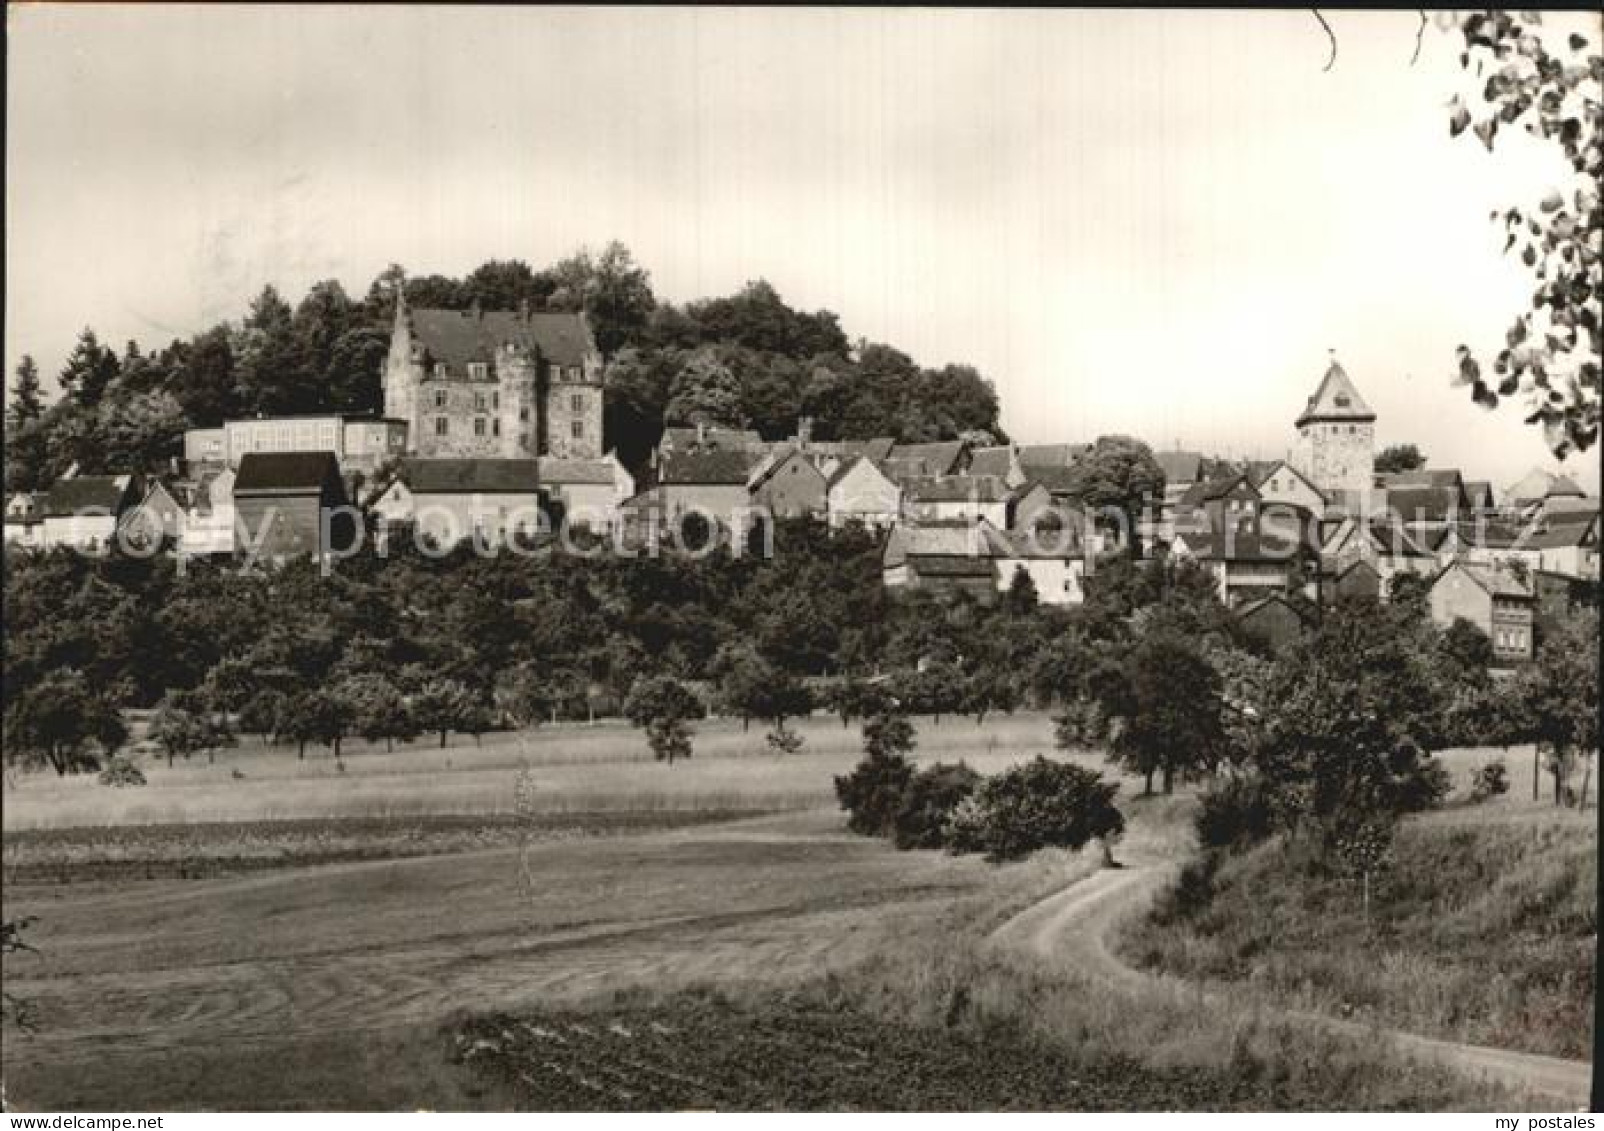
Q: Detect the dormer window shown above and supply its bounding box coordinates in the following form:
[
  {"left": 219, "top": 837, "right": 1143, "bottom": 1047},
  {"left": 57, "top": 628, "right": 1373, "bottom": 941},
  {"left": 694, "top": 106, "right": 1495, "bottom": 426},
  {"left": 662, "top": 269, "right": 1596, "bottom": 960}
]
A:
[
  {"left": 434, "top": 363, "right": 449, "bottom": 380},
  {"left": 468, "top": 362, "right": 489, "bottom": 381}
]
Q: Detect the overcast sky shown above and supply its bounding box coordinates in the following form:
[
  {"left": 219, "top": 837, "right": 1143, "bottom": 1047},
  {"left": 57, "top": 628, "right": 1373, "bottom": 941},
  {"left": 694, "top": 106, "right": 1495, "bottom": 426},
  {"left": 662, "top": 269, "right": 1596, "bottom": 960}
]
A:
[{"left": 7, "top": 6, "right": 1598, "bottom": 492}]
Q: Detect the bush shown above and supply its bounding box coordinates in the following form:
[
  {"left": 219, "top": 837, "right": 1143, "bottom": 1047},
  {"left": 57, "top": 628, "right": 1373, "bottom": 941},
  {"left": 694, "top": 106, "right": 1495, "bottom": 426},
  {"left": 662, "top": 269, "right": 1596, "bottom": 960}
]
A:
[
  {"left": 834, "top": 753, "right": 915, "bottom": 837},
  {"left": 765, "top": 723, "right": 805, "bottom": 755},
  {"left": 892, "top": 762, "right": 981, "bottom": 850},
  {"left": 945, "top": 756, "right": 1125, "bottom": 863},
  {"left": 1469, "top": 760, "right": 1510, "bottom": 804},
  {"left": 97, "top": 756, "right": 147, "bottom": 787},
  {"left": 1195, "top": 774, "right": 1273, "bottom": 852},
  {"left": 1393, "top": 748, "right": 1453, "bottom": 813}
]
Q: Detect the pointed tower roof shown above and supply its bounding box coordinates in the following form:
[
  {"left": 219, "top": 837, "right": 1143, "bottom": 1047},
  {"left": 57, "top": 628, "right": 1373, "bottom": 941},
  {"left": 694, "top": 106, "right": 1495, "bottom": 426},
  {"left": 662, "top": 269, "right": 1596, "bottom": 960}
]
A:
[{"left": 1295, "top": 355, "right": 1375, "bottom": 428}]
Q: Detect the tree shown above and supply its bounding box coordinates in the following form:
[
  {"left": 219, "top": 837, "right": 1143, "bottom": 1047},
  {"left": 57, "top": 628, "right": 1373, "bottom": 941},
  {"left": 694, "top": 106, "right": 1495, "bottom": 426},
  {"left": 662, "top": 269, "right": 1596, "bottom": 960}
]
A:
[
  {"left": 1508, "top": 609, "right": 1599, "bottom": 806},
  {"left": 1103, "top": 632, "right": 1226, "bottom": 794},
  {"left": 1063, "top": 436, "right": 1166, "bottom": 550},
  {"left": 664, "top": 347, "right": 747, "bottom": 427},
  {"left": 892, "top": 762, "right": 981, "bottom": 849},
  {"left": 149, "top": 692, "right": 235, "bottom": 766},
  {"left": 861, "top": 709, "right": 917, "bottom": 760},
  {"left": 1003, "top": 565, "right": 1039, "bottom": 616},
  {"left": 58, "top": 327, "right": 120, "bottom": 408},
  {"left": 711, "top": 644, "right": 772, "bottom": 731},
  {"left": 336, "top": 674, "right": 414, "bottom": 752},
  {"left": 623, "top": 675, "right": 703, "bottom": 764},
  {"left": 494, "top": 661, "right": 550, "bottom": 730},
  {"left": 544, "top": 241, "right": 657, "bottom": 356},
  {"left": 280, "top": 689, "right": 350, "bottom": 759},
  {"left": 3, "top": 672, "right": 127, "bottom": 776},
  {"left": 834, "top": 749, "right": 915, "bottom": 837},
  {"left": 411, "top": 679, "right": 480, "bottom": 749},
  {"left": 1446, "top": 12, "right": 1601, "bottom": 457},
  {"left": 8, "top": 355, "right": 44, "bottom": 427},
  {"left": 826, "top": 677, "right": 891, "bottom": 729},
  {"left": 945, "top": 757, "right": 1125, "bottom": 864},
  {"left": 1373, "top": 443, "right": 1427, "bottom": 473}
]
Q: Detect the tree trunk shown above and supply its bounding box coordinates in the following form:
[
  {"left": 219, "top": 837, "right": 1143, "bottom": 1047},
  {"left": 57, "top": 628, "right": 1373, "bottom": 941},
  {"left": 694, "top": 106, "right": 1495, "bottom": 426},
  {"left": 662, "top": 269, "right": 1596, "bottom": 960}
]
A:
[
  {"left": 298, "top": 741, "right": 306, "bottom": 760},
  {"left": 387, "top": 737, "right": 394, "bottom": 753},
  {"left": 742, "top": 716, "right": 749, "bottom": 733},
  {"left": 1554, "top": 748, "right": 1564, "bottom": 806},
  {"left": 439, "top": 730, "right": 448, "bottom": 749},
  {"left": 1100, "top": 838, "right": 1115, "bottom": 868},
  {"left": 1579, "top": 754, "right": 1593, "bottom": 812},
  {"left": 333, "top": 735, "right": 342, "bottom": 758},
  {"left": 207, "top": 747, "right": 214, "bottom": 765},
  {"left": 168, "top": 750, "right": 174, "bottom": 768},
  {"left": 1143, "top": 768, "right": 1154, "bottom": 796},
  {"left": 1162, "top": 765, "right": 1174, "bottom": 795},
  {"left": 1533, "top": 744, "right": 1541, "bottom": 802}
]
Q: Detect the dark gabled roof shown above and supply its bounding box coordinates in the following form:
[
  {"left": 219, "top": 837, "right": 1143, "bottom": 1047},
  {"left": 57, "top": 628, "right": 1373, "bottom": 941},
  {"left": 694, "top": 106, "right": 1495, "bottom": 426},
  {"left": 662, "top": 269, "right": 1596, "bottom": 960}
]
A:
[
  {"left": 1516, "top": 508, "right": 1599, "bottom": 549},
  {"left": 657, "top": 450, "right": 762, "bottom": 485},
  {"left": 397, "top": 458, "right": 543, "bottom": 494},
  {"left": 966, "top": 446, "right": 1017, "bottom": 479},
  {"left": 1435, "top": 560, "right": 1532, "bottom": 600},
  {"left": 43, "top": 475, "right": 138, "bottom": 517},
  {"left": 906, "top": 554, "right": 998, "bottom": 579},
  {"left": 1153, "top": 451, "right": 1205, "bottom": 484},
  {"left": 234, "top": 452, "right": 341, "bottom": 494},
  {"left": 1182, "top": 473, "right": 1259, "bottom": 507},
  {"left": 538, "top": 457, "right": 617, "bottom": 486},
  {"left": 1023, "top": 464, "right": 1080, "bottom": 494},
  {"left": 1462, "top": 480, "right": 1495, "bottom": 507},
  {"left": 906, "top": 475, "right": 1010, "bottom": 504},
  {"left": 658, "top": 425, "right": 766, "bottom": 453},
  {"left": 1386, "top": 487, "right": 1466, "bottom": 523},
  {"left": 1296, "top": 358, "right": 1375, "bottom": 427},
  {"left": 1235, "top": 591, "right": 1314, "bottom": 625},
  {"left": 887, "top": 440, "right": 968, "bottom": 477},
  {"left": 408, "top": 307, "right": 596, "bottom": 372},
  {"left": 1018, "top": 442, "right": 1089, "bottom": 469},
  {"left": 1362, "top": 516, "right": 1435, "bottom": 558},
  {"left": 840, "top": 438, "right": 897, "bottom": 462},
  {"left": 749, "top": 446, "right": 828, "bottom": 491},
  {"left": 1333, "top": 557, "right": 1380, "bottom": 582}
]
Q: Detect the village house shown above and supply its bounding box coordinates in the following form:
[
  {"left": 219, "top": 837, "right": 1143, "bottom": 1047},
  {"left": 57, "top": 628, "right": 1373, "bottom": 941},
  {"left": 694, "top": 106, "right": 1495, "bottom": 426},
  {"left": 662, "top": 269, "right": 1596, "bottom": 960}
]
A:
[
  {"left": 655, "top": 423, "right": 768, "bottom": 462},
  {"left": 904, "top": 475, "right": 1011, "bottom": 525},
  {"left": 1428, "top": 560, "right": 1535, "bottom": 665},
  {"left": 748, "top": 446, "right": 829, "bottom": 519},
  {"left": 1320, "top": 514, "right": 1436, "bottom": 594},
  {"left": 1325, "top": 557, "right": 1382, "bottom": 603},
  {"left": 3, "top": 492, "right": 44, "bottom": 548},
  {"left": 1462, "top": 480, "right": 1497, "bottom": 514},
  {"left": 626, "top": 449, "right": 766, "bottom": 539},
  {"left": 1250, "top": 459, "right": 1327, "bottom": 519},
  {"left": 177, "top": 467, "right": 237, "bottom": 556},
  {"left": 825, "top": 456, "right": 902, "bottom": 530},
  {"left": 1179, "top": 472, "right": 1262, "bottom": 532},
  {"left": 369, "top": 458, "right": 547, "bottom": 547},
  {"left": 882, "top": 518, "right": 1085, "bottom": 606},
  {"left": 119, "top": 479, "right": 186, "bottom": 552},
  {"left": 185, "top": 414, "right": 409, "bottom": 474},
  {"left": 966, "top": 445, "right": 1028, "bottom": 489},
  {"left": 883, "top": 439, "right": 970, "bottom": 481},
  {"left": 1234, "top": 590, "right": 1314, "bottom": 654},
  {"left": 1171, "top": 516, "right": 1315, "bottom": 608},
  {"left": 232, "top": 451, "right": 354, "bottom": 561},
  {"left": 537, "top": 455, "right": 635, "bottom": 533},
  {"left": 1511, "top": 507, "right": 1600, "bottom": 581},
  {"left": 1505, "top": 468, "right": 1586, "bottom": 515},
  {"left": 39, "top": 473, "right": 143, "bottom": 551}
]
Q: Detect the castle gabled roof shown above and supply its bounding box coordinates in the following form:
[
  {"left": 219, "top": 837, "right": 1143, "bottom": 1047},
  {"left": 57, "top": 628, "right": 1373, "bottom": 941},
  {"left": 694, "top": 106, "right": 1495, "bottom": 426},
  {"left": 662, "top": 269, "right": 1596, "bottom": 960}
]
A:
[
  {"left": 1296, "top": 358, "right": 1375, "bottom": 427},
  {"left": 406, "top": 307, "right": 597, "bottom": 372}
]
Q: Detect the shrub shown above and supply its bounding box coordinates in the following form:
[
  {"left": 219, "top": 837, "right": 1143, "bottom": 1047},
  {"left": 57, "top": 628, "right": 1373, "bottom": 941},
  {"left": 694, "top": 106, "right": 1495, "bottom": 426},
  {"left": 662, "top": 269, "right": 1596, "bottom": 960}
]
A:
[
  {"left": 1469, "top": 760, "right": 1511, "bottom": 804},
  {"left": 892, "top": 761, "right": 981, "bottom": 850},
  {"left": 945, "top": 756, "right": 1125, "bottom": 863},
  {"left": 765, "top": 723, "right": 805, "bottom": 755},
  {"left": 1195, "top": 774, "right": 1273, "bottom": 852},
  {"left": 97, "top": 756, "right": 147, "bottom": 788},
  {"left": 861, "top": 710, "right": 916, "bottom": 759},
  {"left": 834, "top": 753, "right": 915, "bottom": 838}
]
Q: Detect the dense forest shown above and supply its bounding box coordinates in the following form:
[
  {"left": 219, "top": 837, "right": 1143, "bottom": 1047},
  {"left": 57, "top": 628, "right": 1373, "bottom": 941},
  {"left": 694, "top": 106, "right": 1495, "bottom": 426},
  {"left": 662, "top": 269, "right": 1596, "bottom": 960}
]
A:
[{"left": 3, "top": 241, "right": 1005, "bottom": 491}]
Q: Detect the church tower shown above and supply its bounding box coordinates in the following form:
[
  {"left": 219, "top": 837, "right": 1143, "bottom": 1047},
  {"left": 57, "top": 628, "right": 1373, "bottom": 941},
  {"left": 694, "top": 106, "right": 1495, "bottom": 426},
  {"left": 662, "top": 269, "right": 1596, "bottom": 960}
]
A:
[
  {"left": 382, "top": 287, "right": 423, "bottom": 445},
  {"left": 1293, "top": 354, "right": 1375, "bottom": 506}
]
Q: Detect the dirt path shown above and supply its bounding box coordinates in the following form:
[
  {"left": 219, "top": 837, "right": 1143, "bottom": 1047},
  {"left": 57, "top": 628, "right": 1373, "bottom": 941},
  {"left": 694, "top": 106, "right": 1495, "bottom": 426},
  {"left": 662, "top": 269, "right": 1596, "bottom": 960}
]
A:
[{"left": 987, "top": 857, "right": 1593, "bottom": 1108}]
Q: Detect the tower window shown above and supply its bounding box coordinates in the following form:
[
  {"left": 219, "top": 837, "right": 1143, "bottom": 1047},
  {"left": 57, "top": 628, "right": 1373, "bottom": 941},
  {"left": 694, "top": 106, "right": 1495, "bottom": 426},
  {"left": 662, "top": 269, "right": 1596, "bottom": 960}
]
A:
[
  {"left": 571, "top": 420, "right": 584, "bottom": 439},
  {"left": 492, "top": 391, "right": 500, "bottom": 411},
  {"left": 570, "top": 393, "right": 584, "bottom": 413},
  {"left": 434, "top": 417, "right": 448, "bottom": 436},
  {"left": 474, "top": 392, "right": 486, "bottom": 412},
  {"left": 434, "top": 390, "right": 448, "bottom": 409},
  {"left": 474, "top": 418, "right": 487, "bottom": 437},
  {"left": 519, "top": 406, "right": 530, "bottom": 422},
  {"left": 493, "top": 419, "right": 501, "bottom": 437}
]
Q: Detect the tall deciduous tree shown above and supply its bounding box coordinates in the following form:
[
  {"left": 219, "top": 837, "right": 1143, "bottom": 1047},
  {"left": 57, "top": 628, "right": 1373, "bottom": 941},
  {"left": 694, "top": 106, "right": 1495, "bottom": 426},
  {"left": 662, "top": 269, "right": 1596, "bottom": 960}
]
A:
[
  {"left": 1373, "top": 443, "right": 1428, "bottom": 473},
  {"left": 1446, "top": 12, "right": 1601, "bottom": 456}
]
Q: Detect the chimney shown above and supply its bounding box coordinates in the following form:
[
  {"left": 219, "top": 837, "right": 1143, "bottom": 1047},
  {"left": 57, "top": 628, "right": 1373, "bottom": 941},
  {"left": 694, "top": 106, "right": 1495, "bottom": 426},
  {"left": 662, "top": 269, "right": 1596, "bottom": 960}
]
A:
[{"left": 797, "top": 416, "right": 813, "bottom": 447}]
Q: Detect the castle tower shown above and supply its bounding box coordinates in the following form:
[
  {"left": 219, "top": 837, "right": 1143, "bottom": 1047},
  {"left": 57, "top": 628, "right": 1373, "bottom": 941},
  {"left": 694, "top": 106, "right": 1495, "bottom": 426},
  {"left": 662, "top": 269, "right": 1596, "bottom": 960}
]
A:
[
  {"left": 496, "top": 338, "right": 540, "bottom": 458},
  {"left": 1294, "top": 353, "right": 1375, "bottom": 505},
  {"left": 382, "top": 287, "right": 423, "bottom": 446},
  {"left": 540, "top": 312, "right": 606, "bottom": 460}
]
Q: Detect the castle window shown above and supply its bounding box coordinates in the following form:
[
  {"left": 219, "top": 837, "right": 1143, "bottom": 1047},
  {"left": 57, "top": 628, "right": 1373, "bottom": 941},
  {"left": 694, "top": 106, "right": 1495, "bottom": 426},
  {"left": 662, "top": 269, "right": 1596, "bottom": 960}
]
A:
[
  {"left": 520, "top": 406, "right": 530, "bottom": 422},
  {"left": 434, "top": 417, "right": 448, "bottom": 436},
  {"left": 492, "top": 391, "right": 500, "bottom": 411},
  {"left": 570, "top": 393, "right": 584, "bottom": 413},
  {"left": 468, "top": 363, "right": 488, "bottom": 381},
  {"left": 474, "top": 392, "right": 486, "bottom": 412},
  {"left": 474, "top": 418, "right": 487, "bottom": 437},
  {"left": 434, "top": 363, "right": 449, "bottom": 380},
  {"left": 568, "top": 366, "right": 582, "bottom": 382},
  {"left": 571, "top": 420, "right": 584, "bottom": 439},
  {"left": 493, "top": 419, "right": 501, "bottom": 437},
  {"left": 434, "top": 390, "right": 447, "bottom": 409}
]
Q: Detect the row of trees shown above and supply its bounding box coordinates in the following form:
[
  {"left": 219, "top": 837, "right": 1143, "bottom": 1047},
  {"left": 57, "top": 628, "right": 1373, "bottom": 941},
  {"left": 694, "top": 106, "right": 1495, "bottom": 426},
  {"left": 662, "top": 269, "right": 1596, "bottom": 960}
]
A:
[{"left": 5, "top": 245, "right": 1003, "bottom": 491}]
